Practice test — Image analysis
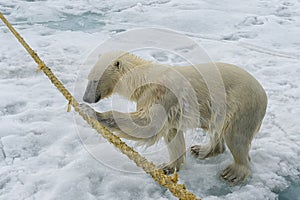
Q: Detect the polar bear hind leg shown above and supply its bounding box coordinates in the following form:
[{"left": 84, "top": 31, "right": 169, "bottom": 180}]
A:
[{"left": 220, "top": 112, "right": 260, "bottom": 184}]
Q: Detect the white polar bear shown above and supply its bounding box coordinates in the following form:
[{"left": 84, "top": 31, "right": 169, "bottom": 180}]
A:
[{"left": 80, "top": 51, "right": 267, "bottom": 184}]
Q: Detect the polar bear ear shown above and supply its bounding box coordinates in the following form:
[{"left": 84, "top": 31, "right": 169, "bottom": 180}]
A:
[{"left": 113, "top": 60, "right": 122, "bottom": 70}]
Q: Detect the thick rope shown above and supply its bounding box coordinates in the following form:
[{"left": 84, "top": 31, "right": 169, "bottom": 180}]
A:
[{"left": 0, "top": 13, "right": 200, "bottom": 200}]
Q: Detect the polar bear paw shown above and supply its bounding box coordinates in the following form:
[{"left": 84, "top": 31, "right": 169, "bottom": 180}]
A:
[
  {"left": 221, "top": 163, "right": 250, "bottom": 185},
  {"left": 158, "top": 163, "right": 181, "bottom": 175},
  {"left": 190, "top": 144, "right": 225, "bottom": 159},
  {"left": 190, "top": 145, "right": 212, "bottom": 159},
  {"left": 78, "top": 103, "right": 97, "bottom": 119}
]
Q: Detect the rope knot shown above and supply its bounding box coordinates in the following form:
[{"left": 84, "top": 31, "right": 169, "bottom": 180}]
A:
[
  {"left": 171, "top": 169, "right": 179, "bottom": 183},
  {"left": 36, "top": 63, "right": 44, "bottom": 73},
  {"left": 67, "top": 98, "right": 72, "bottom": 112}
]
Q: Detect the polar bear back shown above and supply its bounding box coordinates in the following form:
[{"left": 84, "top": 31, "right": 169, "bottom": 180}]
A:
[{"left": 173, "top": 62, "right": 267, "bottom": 122}]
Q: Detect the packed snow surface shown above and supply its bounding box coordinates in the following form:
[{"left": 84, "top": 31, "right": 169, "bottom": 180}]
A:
[{"left": 0, "top": 0, "right": 299, "bottom": 200}]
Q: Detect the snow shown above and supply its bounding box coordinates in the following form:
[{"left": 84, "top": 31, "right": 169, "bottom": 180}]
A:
[{"left": 0, "top": 0, "right": 300, "bottom": 199}]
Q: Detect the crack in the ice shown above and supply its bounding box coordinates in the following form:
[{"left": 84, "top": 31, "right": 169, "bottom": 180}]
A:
[
  {"left": 0, "top": 139, "right": 6, "bottom": 159},
  {"left": 269, "top": 112, "right": 288, "bottom": 135},
  {"left": 1, "top": 148, "right": 6, "bottom": 159},
  {"left": 237, "top": 42, "right": 300, "bottom": 60}
]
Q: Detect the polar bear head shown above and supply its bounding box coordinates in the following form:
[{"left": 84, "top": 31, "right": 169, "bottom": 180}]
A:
[{"left": 83, "top": 51, "right": 149, "bottom": 103}]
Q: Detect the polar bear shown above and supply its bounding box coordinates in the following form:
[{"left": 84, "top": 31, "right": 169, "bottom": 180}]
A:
[{"left": 80, "top": 51, "right": 267, "bottom": 184}]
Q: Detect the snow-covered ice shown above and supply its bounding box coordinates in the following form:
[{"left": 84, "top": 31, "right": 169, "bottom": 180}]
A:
[{"left": 0, "top": 0, "right": 299, "bottom": 199}]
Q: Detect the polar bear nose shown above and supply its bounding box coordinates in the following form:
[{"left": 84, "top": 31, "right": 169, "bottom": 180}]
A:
[
  {"left": 83, "top": 93, "right": 94, "bottom": 103},
  {"left": 83, "top": 81, "right": 99, "bottom": 103},
  {"left": 83, "top": 92, "right": 101, "bottom": 103}
]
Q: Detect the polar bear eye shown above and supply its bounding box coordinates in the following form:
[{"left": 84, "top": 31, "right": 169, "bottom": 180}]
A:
[{"left": 113, "top": 60, "right": 121, "bottom": 69}]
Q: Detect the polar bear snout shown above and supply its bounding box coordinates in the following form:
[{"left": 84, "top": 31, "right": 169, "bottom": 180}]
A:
[
  {"left": 83, "top": 92, "right": 101, "bottom": 103},
  {"left": 83, "top": 81, "right": 101, "bottom": 103}
]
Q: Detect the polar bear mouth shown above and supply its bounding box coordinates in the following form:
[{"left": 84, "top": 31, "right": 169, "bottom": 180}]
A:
[
  {"left": 95, "top": 94, "right": 101, "bottom": 103},
  {"left": 83, "top": 93, "right": 101, "bottom": 103}
]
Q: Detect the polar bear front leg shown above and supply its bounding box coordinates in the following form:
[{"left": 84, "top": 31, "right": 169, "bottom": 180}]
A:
[
  {"left": 78, "top": 103, "right": 98, "bottom": 119},
  {"left": 78, "top": 104, "right": 118, "bottom": 128},
  {"left": 160, "top": 128, "right": 186, "bottom": 174}
]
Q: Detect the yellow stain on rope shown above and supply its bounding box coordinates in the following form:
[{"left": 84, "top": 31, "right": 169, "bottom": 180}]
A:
[{"left": 0, "top": 12, "right": 200, "bottom": 200}]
